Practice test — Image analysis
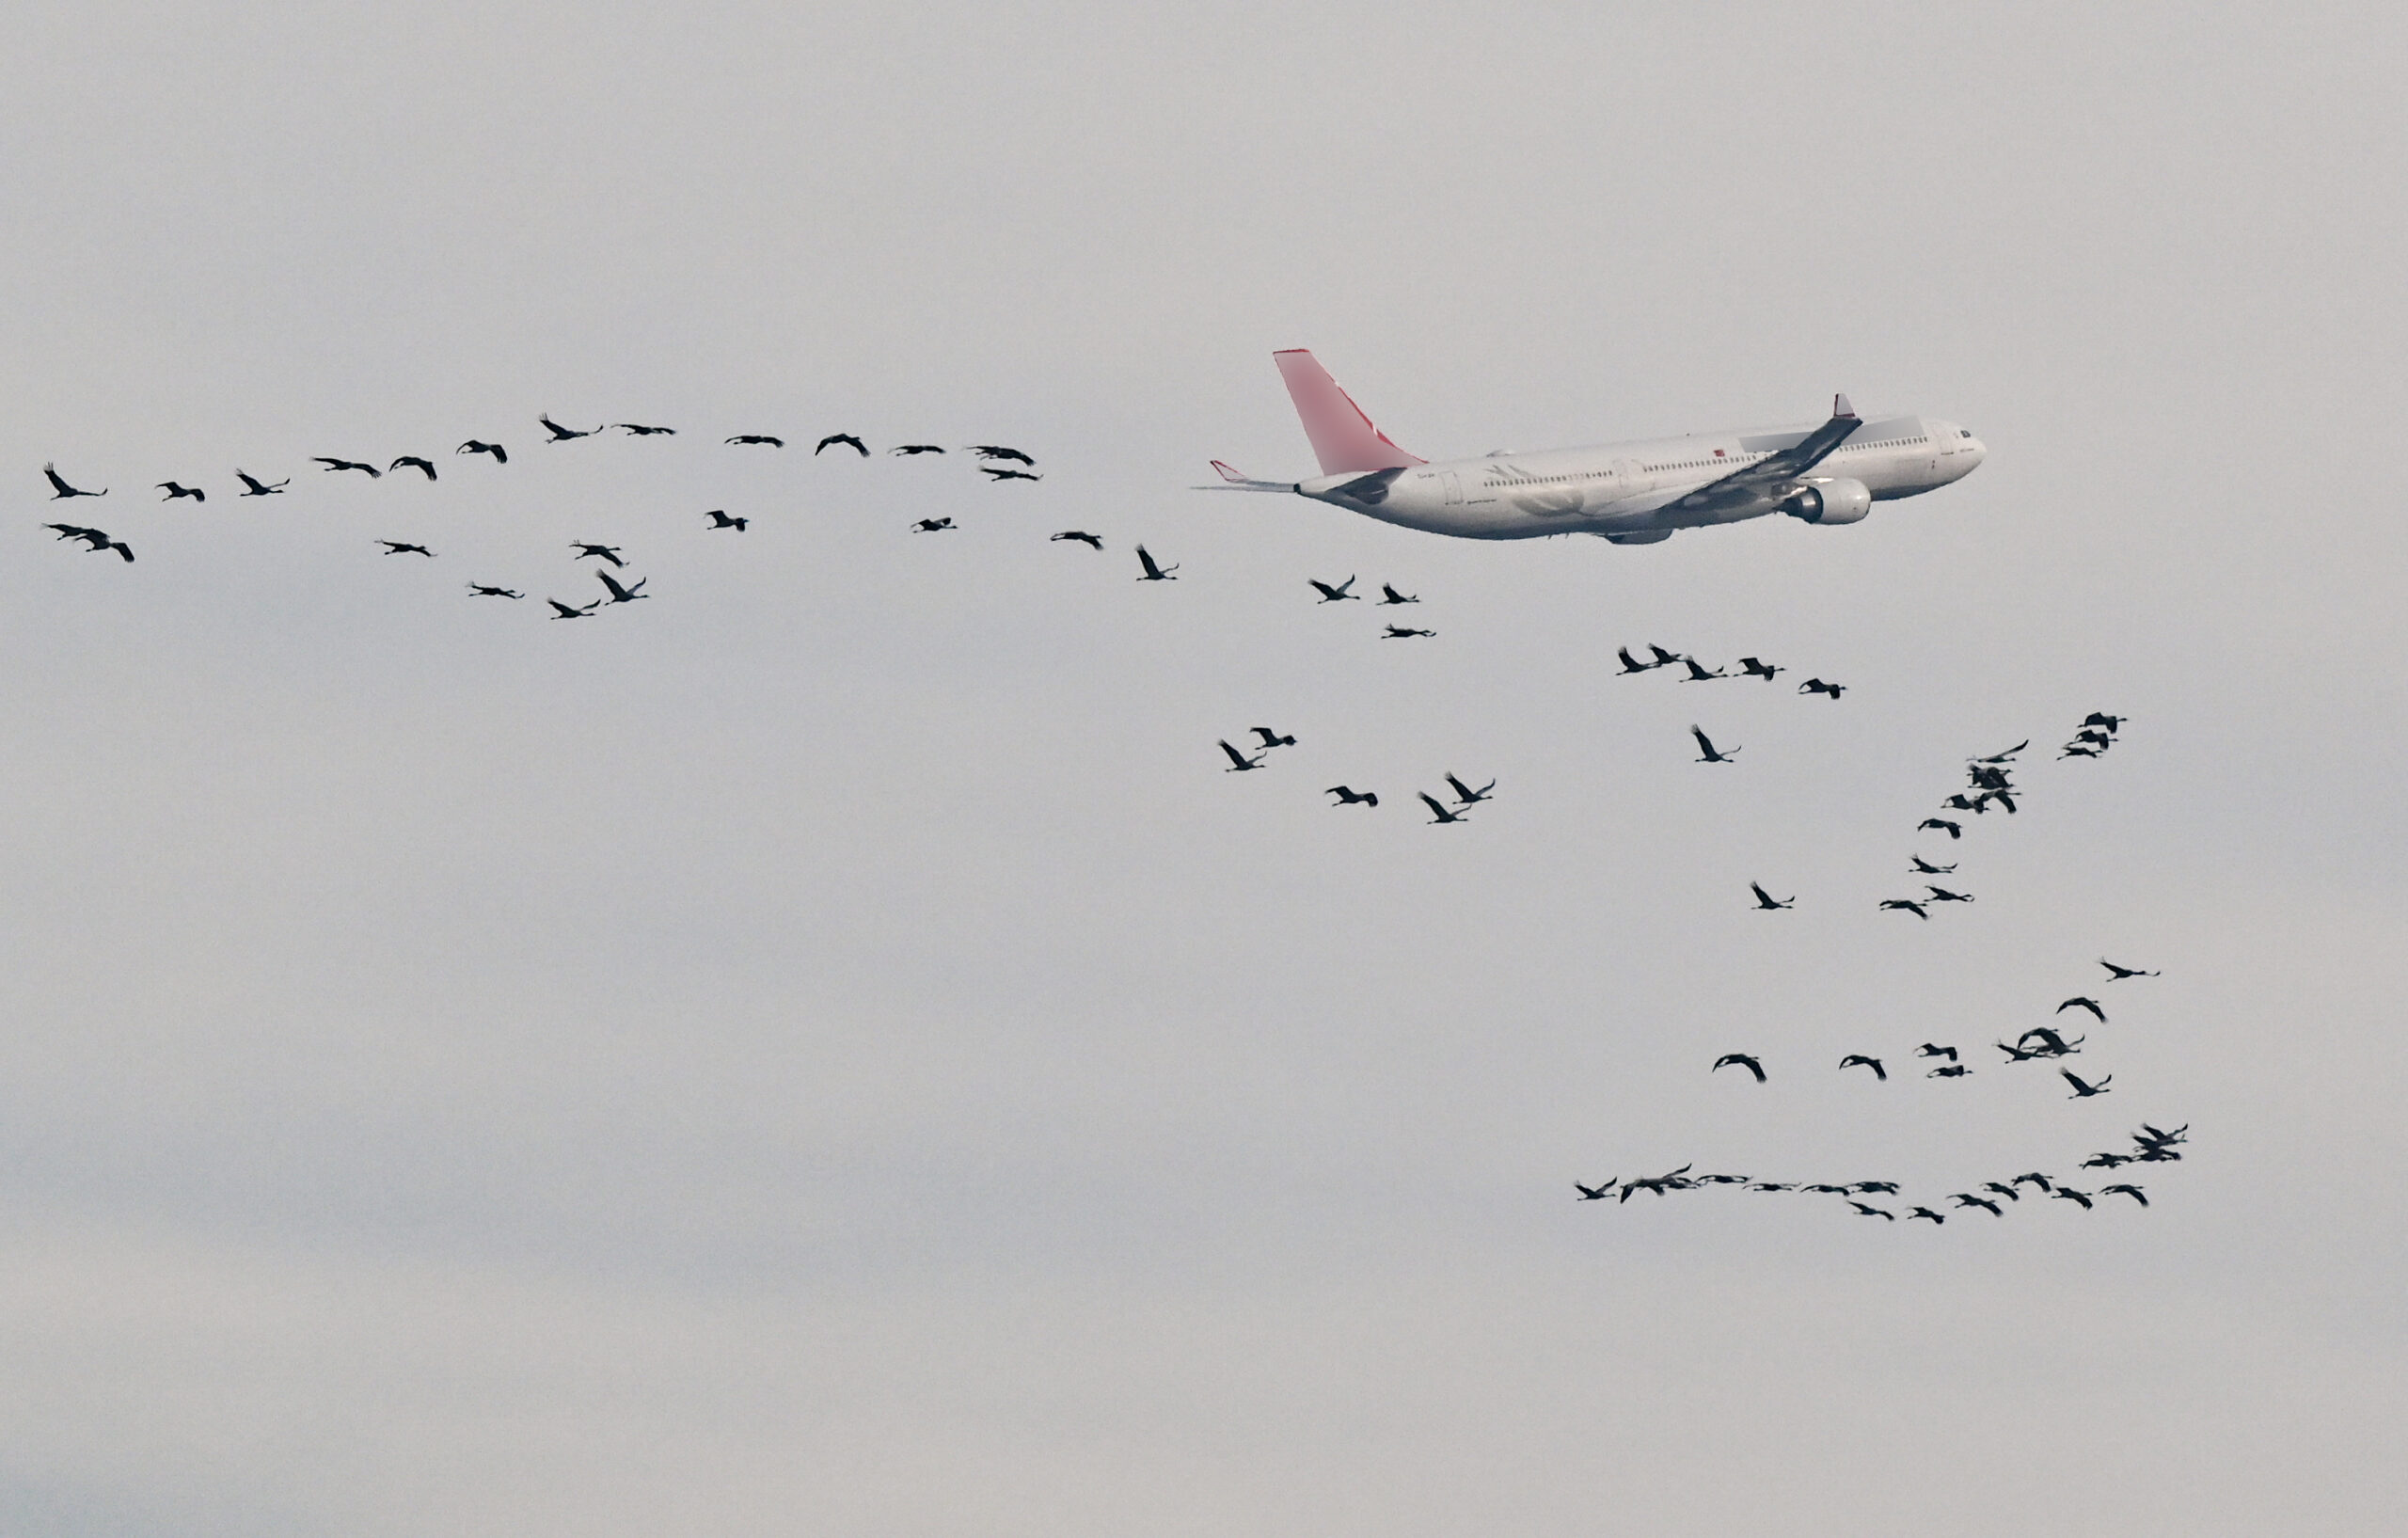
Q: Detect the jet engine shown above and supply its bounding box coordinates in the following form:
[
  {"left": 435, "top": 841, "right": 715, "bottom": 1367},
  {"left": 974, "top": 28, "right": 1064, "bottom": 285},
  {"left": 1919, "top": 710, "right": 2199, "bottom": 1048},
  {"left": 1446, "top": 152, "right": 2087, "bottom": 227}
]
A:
[{"left": 1780, "top": 478, "right": 1872, "bottom": 525}]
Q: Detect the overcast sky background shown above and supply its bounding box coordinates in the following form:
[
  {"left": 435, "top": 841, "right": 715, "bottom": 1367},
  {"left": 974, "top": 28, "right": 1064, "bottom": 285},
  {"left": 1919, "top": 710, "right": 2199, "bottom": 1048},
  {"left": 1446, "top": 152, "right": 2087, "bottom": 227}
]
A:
[{"left": 4, "top": 4, "right": 2405, "bottom": 1533}]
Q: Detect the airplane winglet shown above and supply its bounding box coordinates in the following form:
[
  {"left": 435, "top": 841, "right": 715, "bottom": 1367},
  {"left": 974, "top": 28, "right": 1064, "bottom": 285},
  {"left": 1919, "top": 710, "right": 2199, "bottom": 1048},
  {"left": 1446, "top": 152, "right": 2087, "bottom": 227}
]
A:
[
  {"left": 1196, "top": 460, "right": 1300, "bottom": 492},
  {"left": 1833, "top": 393, "right": 1857, "bottom": 420}
]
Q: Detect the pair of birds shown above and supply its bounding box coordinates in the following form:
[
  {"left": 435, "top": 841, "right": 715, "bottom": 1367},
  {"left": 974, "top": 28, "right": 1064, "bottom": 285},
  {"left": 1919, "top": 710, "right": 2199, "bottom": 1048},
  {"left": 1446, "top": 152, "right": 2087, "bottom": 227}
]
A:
[
  {"left": 1040, "top": 536, "right": 1180, "bottom": 583},
  {"left": 1308, "top": 576, "right": 1419, "bottom": 606},
  {"left": 43, "top": 522, "right": 133, "bottom": 561},
  {"left": 1879, "top": 885, "right": 1974, "bottom": 919},
  {"left": 1713, "top": 1050, "right": 1965, "bottom": 1084}
]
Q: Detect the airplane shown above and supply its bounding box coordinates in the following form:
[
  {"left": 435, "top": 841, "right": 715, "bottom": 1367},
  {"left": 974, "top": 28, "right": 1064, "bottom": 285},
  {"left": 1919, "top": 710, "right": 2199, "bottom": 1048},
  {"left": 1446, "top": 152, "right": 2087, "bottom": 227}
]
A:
[{"left": 1205, "top": 350, "right": 1985, "bottom": 544}]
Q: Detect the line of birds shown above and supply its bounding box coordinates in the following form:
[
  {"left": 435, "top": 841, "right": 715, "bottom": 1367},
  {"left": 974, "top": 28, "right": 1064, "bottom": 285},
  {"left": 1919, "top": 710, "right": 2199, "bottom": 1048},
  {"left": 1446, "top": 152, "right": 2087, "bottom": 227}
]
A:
[
  {"left": 1578, "top": 1122, "right": 2185, "bottom": 1222},
  {"left": 1618, "top": 642, "right": 1847, "bottom": 697},
  {"left": 1213, "top": 727, "right": 1497, "bottom": 824}
]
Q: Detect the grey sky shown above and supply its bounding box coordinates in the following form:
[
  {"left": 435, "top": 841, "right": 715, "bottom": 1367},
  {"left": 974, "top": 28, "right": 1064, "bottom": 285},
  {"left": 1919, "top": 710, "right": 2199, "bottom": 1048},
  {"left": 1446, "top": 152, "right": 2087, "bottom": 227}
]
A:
[{"left": 4, "top": 4, "right": 2404, "bottom": 1533}]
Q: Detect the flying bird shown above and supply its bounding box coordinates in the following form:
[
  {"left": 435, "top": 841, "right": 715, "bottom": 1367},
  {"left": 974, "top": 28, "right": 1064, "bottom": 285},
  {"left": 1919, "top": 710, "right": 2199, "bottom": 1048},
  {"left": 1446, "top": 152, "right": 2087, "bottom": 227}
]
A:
[
  {"left": 49, "top": 525, "right": 134, "bottom": 561},
  {"left": 1850, "top": 1181, "right": 1901, "bottom": 1195},
  {"left": 1973, "top": 741, "right": 2027, "bottom": 762},
  {"left": 315, "top": 457, "right": 381, "bottom": 477},
  {"left": 980, "top": 467, "right": 1040, "bottom": 482},
  {"left": 1951, "top": 1193, "right": 2004, "bottom": 1215},
  {"left": 2083, "top": 713, "right": 2126, "bottom": 732},
  {"left": 1250, "top": 728, "right": 1296, "bottom": 749},
  {"left": 1616, "top": 647, "right": 1656, "bottom": 674},
  {"left": 456, "top": 440, "right": 508, "bottom": 463},
  {"left": 1382, "top": 625, "right": 1435, "bottom": 638},
  {"left": 1919, "top": 818, "right": 1962, "bottom": 839},
  {"left": 389, "top": 456, "right": 438, "bottom": 480},
  {"left": 2016, "top": 1026, "right": 2084, "bottom": 1055},
  {"left": 235, "top": 471, "right": 288, "bottom": 495},
  {"left": 1574, "top": 1182, "right": 1616, "bottom": 1201},
  {"left": 1996, "top": 1039, "right": 2044, "bottom": 1063},
  {"left": 2081, "top": 1152, "right": 2133, "bottom": 1168},
  {"left": 705, "top": 510, "right": 750, "bottom": 531},
  {"left": 2058, "top": 997, "right": 2107, "bottom": 1023},
  {"left": 1927, "top": 1064, "right": 1970, "bottom": 1078},
  {"left": 2099, "top": 1183, "right": 2148, "bottom": 1206},
  {"left": 157, "top": 482, "right": 205, "bottom": 501},
  {"left": 726, "top": 435, "right": 784, "bottom": 447},
  {"left": 1713, "top": 1053, "right": 1766, "bottom": 1083},
  {"left": 2051, "top": 1187, "right": 2096, "bottom": 1209},
  {"left": 377, "top": 541, "right": 434, "bottom": 557},
  {"left": 1750, "top": 882, "right": 1794, "bottom": 911},
  {"left": 1915, "top": 1044, "right": 1958, "bottom": 1062},
  {"left": 1909, "top": 857, "right": 1956, "bottom": 874},
  {"left": 467, "top": 584, "right": 523, "bottom": 599},
  {"left": 2011, "top": 1172, "right": 2053, "bottom": 1193},
  {"left": 891, "top": 444, "right": 945, "bottom": 455},
  {"left": 1907, "top": 1207, "right": 1945, "bottom": 1225},
  {"left": 1679, "top": 658, "right": 1728, "bottom": 681},
  {"left": 2060, "top": 744, "right": 2100, "bottom": 759},
  {"left": 1798, "top": 677, "right": 1846, "bottom": 698},
  {"left": 1982, "top": 1181, "right": 2022, "bottom": 1202},
  {"left": 1924, "top": 885, "right": 1975, "bottom": 903},
  {"left": 2061, "top": 1069, "right": 2113, "bottom": 1099},
  {"left": 595, "top": 571, "right": 649, "bottom": 604},
  {"left": 911, "top": 517, "right": 956, "bottom": 532},
  {"left": 1418, "top": 793, "right": 1469, "bottom": 824},
  {"left": 1309, "top": 577, "right": 1359, "bottom": 602},
  {"left": 1050, "top": 531, "right": 1103, "bottom": 548},
  {"left": 816, "top": 433, "right": 869, "bottom": 456},
  {"left": 1218, "top": 740, "right": 1266, "bottom": 772},
  {"left": 571, "top": 544, "right": 625, "bottom": 566},
  {"left": 1738, "top": 657, "right": 1783, "bottom": 680},
  {"left": 1325, "top": 786, "right": 1379, "bottom": 807},
  {"left": 1880, "top": 899, "right": 1929, "bottom": 919},
  {"left": 2100, "top": 959, "right": 2160, "bottom": 980},
  {"left": 1377, "top": 584, "right": 1418, "bottom": 605},
  {"left": 1690, "top": 725, "right": 1739, "bottom": 763},
  {"left": 1838, "top": 1054, "right": 1886, "bottom": 1080},
  {"left": 42, "top": 464, "right": 105, "bottom": 499},
  {"left": 540, "top": 415, "right": 597, "bottom": 440},
  {"left": 1135, "top": 546, "right": 1179, "bottom": 580},
  {"left": 1446, "top": 775, "right": 1496, "bottom": 805},
  {"left": 615, "top": 422, "right": 675, "bottom": 436},
  {"left": 1847, "top": 1202, "right": 1895, "bottom": 1221},
  {"left": 547, "top": 597, "right": 599, "bottom": 619},
  {"left": 972, "top": 445, "right": 1036, "bottom": 465},
  {"left": 1647, "top": 645, "right": 1685, "bottom": 666}
]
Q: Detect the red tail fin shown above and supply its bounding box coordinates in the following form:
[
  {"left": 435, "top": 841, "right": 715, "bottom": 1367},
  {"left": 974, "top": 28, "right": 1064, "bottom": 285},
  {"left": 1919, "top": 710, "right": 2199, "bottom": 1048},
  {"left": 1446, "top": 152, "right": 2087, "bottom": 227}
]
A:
[{"left": 1273, "top": 350, "right": 1423, "bottom": 475}]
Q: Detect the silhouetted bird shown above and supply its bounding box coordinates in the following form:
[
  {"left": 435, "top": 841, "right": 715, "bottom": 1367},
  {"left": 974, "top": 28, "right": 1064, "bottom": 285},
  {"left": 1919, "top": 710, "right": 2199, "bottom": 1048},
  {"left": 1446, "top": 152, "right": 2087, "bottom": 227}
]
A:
[
  {"left": 1907, "top": 1207, "right": 1945, "bottom": 1224},
  {"left": 1909, "top": 857, "right": 1956, "bottom": 874},
  {"left": 390, "top": 456, "right": 437, "bottom": 480},
  {"left": 1848, "top": 1202, "right": 1894, "bottom": 1220},
  {"left": 1383, "top": 626, "right": 1435, "bottom": 639},
  {"left": 816, "top": 434, "right": 868, "bottom": 456},
  {"left": 1309, "top": 577, "right": 1359, "bottom": 602},
  {"left": 1975, "top": 790, "right": 2019, "bottom": 815},
  {"left": 2011, "top": 1172, "right": 2053, "bottom": 1193},
  {"left": 1325, "top": 786, "right": 1378, "bottom": 807},
  {"left": 1751, "top": 1182, "right": 1798, "bottom": 1193},
  {"left": 1050, "top": 531, "right": 1103, "bottom": 548},
  {"left": 2099, "top": 1183, "right": 2147, "bottom": 1206},
  {"left": 1880, "top": 899, "right": 1929, "bottom": 919},
  {"left": 2101, "top": 959, "right": 2160, "bottom": 980},
  {"left": 1839, "top": 1054, "right": 1886, "bottom": 1080},
  {"left": 457, "top": 440, "right": 508, "bottom": 463},
  {"left": 1648, "top": 645, "right": 1684, "bottom": 666},
  {"left": 1713, "top": 1053, "right": 1766, "bottom": 1083},
  {"left": 1925, "top": 885, "right": 1974, "bottom": 903},
  {"left": 1574, "top": 1181, "right": 1616, "bottom": 1201},
  {"left": 980, "top": 467, "right": 1040, "bottom": 482},
  {"left": 2052, "top": 1187, "right": 2095, "bottom": 1209},
  {"left": 467, "top": 584, "right": 522, "bottom": 598},
  {"left": 1135, "top": 546, "right": 1178, "bottom": 580},
  {"left": 1982, "top": 1181, "right": 2021, "bottom": 1202},
  {"left": 541, "top": 415, "right": 597, "bottom": 440},
  {"left": 1996, "top": 1039, "right": 2043, "bottom": 1062},
  {"left": 911, "top": 517, "right": 955, "bottom": 532},
  {"left": 595, "top": 571, "right": 648, "bottom": 604},
  {"left": 1738, "top": 657, "right": 1783, "bottom": 680},
  {"left": 891, "top": 444, "right": 944, "bottom": 455},
  {"left": 1973, "top": 741, "right": 2027, "bottom": 762},
  {"left": 2017, "top": 1026, "right": 2084, "bottom": 1056},
  {"left": 726, "top": 435, "right": 784, "bottom": 447},
  {"left": 1447, "top": 775, "right": 1496, "bottom": 805},
  {"left": 1928, "top": 1064, "right": 1970, "bottom": 1078},
  {"left": 1418, "top": 793, "right": 1469, "bottom": 825},
  {"left": 236, "top": 471, "right": 288, "bottom": 495},
  {"left": 2081, "top": 1152, "right": 2133, "bottom": 1168},
  {"left": 1690, "top": 725, "right": 1739, "bottom": 763},
  {"left": 972, "top": 445, "right": 1036, "bottom": 465},
  {"left": 49, "top": 525, "right": 133, "bottom": 561},
  {"left": 2083, "top": 713, "right": 2126, "bottom": 732},
  {"left": 1943, "top": 794, "right": 1982, "bottom": 814},
  {"left": 571, "top": 544, "right": 625, "bottom": 566},
  {"left": 1951, "top": 1193, "right": 2004, "bottom": 1215},
  {"left": 1750, "top": 882, "right": 1794, "bottom": 911},
  {"left": 1800, "top": 1184, "right": 1851, "bottom": 1196},
  {"left": 1250, "top": 728, "right": 1296, "bottom": 749},
  {"left": 615, "top": 422, "right": 675, "bottom": 436},
  {"left": 1919, "top": 818, "right": 1962, "bottom": 839},
  {"left": 43, "top": 464, "right": 105, "bottom": 499},
  {"left": 1378, "top": 584, "right": 1418, "bottom": 605},
  {"left": 1916, "top": 1044, "right": 1957, "bottom": 1062},
  {"left": 1798, "top": 677, "right": 1846, "bottom": 698},
  {"left": 1680, "top": 658, "right": 1728, "bottom": 681},
  {"left": 377, "top": 541, "right": 434, "bottom": 557},
  {"left": 2075, "top": 729, "right": 2113, "bottom": 748},
  {"left": 1616, "top": 647, "right": 1656, "bottom": 674},
  {"left": 2060, "top": 744, "right": 2099, "bottom": 759},
  {"left": 705, "top": 510, "right": 749, "bottom": 531},
  {"left": 315, "top": 457, "right": 381, "bottom": 477},
  {"left": 1851, "top": 1181, "right": 1900, "bottom": 1196},
  {"left": 2058, "top": 997, "right": 2107, "bottom": 1023},
  {"left": 1218, "top": 740, "right": 1265, "bottom": 772},
  {"left": 2061, "top": 1069, "right": 2113, "bottom": 1099},
  {"left": 547, "top": 597, "right": 599, "bottom": 619},
  {"left": 158, "top": 482, "right": 204, "bottom": 501}
]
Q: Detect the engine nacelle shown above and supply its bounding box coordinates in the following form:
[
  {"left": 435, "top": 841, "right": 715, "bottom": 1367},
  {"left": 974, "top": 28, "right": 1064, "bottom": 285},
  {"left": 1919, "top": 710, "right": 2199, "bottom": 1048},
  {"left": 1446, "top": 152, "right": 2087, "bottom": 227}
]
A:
[{"left": 1781, "top": 477, "right": 1872, "bottom": 525}]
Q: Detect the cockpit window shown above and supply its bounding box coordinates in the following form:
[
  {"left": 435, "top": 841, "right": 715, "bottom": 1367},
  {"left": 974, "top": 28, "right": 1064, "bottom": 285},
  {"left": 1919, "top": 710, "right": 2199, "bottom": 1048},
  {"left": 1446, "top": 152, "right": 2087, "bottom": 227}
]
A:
[{"left": 1959, "top": 429, "right": 1972, "bottom": 438}]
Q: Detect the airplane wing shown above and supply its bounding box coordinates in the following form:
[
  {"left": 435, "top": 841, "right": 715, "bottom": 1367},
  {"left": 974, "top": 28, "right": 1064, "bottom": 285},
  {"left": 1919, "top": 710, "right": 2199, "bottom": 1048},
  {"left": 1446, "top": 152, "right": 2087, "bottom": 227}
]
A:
[
  {"left": 1647, "top": 394, "right": 1862, "bottom": 516},
  {"left": 1195, "top": 460, "right": 1300, "bottom": 492}
]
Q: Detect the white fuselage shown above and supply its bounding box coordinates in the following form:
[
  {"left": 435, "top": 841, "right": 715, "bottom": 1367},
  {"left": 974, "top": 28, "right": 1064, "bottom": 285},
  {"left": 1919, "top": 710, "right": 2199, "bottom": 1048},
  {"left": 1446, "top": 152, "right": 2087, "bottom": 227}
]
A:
[{"left": 1298, "top": 413, "right": 1986, "bottom": 541}]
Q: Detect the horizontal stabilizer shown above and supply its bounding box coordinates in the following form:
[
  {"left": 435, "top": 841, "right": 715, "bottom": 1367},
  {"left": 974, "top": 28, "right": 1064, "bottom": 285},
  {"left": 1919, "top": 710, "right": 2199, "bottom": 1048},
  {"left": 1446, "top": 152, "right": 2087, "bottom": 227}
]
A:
[{"left": 1274, "top": 350, "right": 1424, "bottom": 476}]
